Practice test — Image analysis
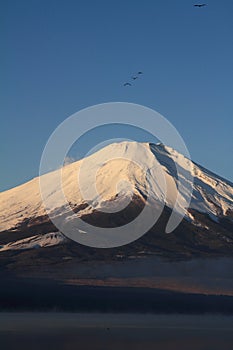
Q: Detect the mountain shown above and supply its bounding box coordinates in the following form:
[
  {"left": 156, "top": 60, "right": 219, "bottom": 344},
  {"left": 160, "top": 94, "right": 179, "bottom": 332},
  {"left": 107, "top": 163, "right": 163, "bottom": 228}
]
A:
[{"left": 0, "top": 141, "right": 233, "bottom": 260}]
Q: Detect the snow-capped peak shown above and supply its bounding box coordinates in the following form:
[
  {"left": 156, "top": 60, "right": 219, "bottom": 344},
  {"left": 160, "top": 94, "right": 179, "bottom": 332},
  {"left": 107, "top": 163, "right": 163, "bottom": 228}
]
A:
[{"left": 0, "top": 141, "right": 232, "bottom": 235}]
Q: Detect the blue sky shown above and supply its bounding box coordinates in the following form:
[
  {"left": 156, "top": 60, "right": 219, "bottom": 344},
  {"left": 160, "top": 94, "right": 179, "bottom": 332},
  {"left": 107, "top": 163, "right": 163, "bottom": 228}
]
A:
[{"left": 1, "top": 0, "right": 233, "bottom": 191}]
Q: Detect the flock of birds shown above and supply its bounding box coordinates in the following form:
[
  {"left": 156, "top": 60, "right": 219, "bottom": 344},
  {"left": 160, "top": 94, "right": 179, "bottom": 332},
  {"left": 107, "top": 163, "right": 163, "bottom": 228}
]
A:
[
  {"left": 123, "top": 71, "right": 143, "bottom": 87},
  {"left": 123, "top": 4, "right": 207, "bottom": 87}
]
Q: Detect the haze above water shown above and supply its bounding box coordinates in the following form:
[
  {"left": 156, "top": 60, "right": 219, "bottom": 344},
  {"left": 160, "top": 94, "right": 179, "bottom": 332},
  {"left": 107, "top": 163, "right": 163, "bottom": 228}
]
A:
[{"left": 1, "top": 313, "right": 233, "bottom": 350}]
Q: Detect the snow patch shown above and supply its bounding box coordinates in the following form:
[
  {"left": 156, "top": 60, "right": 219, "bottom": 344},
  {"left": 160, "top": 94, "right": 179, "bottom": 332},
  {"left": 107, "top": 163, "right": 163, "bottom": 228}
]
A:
[{"left": 0, "top": 232, "right": 66, "bottom": 252}]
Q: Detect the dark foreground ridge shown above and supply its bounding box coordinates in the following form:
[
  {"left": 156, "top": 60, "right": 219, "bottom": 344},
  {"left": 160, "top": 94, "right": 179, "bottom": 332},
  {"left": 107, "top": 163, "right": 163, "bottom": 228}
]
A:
[{"left": 1, "top": 276, "right": 233, "bottom": 314}]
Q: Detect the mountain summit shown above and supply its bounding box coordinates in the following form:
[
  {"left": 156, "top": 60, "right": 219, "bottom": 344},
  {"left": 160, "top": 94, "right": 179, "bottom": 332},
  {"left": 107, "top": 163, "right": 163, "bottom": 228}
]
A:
[{"left": 0, "top": 142, "right": 233, "bottom": 256}]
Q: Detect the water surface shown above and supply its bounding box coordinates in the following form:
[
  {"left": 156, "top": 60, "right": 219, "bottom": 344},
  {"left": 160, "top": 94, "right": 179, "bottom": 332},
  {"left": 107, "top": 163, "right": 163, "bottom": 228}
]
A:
[{"left": 1, "top": 313, "right": 233, "bottom": 350}]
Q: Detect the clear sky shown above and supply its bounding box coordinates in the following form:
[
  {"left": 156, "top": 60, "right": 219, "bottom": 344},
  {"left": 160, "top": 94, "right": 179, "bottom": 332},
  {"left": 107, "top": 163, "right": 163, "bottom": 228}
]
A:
[{"left": 1, "top": 0, "right": 233, "bottom": 191}]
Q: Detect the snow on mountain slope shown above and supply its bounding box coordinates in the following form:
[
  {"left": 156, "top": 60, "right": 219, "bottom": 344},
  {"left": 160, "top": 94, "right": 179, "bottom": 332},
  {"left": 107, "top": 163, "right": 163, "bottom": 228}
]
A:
[
  {"left": 0, "top": 142, "right": 233, "bottom": 235},
  {"left": 0, "top": 232, "right": 66, "bottom": 252},
  {"left": 150, "top": 143, "right": 233, "bottom": 218}
]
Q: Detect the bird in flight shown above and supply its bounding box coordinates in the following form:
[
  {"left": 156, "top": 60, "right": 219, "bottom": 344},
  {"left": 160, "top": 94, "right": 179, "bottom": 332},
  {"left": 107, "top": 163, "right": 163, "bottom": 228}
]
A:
[
  {"left": 123, "top": 82, "right": 132, "bottom": 86},
  {"left": 194, "top": 4, "right": 207, "bottom": 7}
]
